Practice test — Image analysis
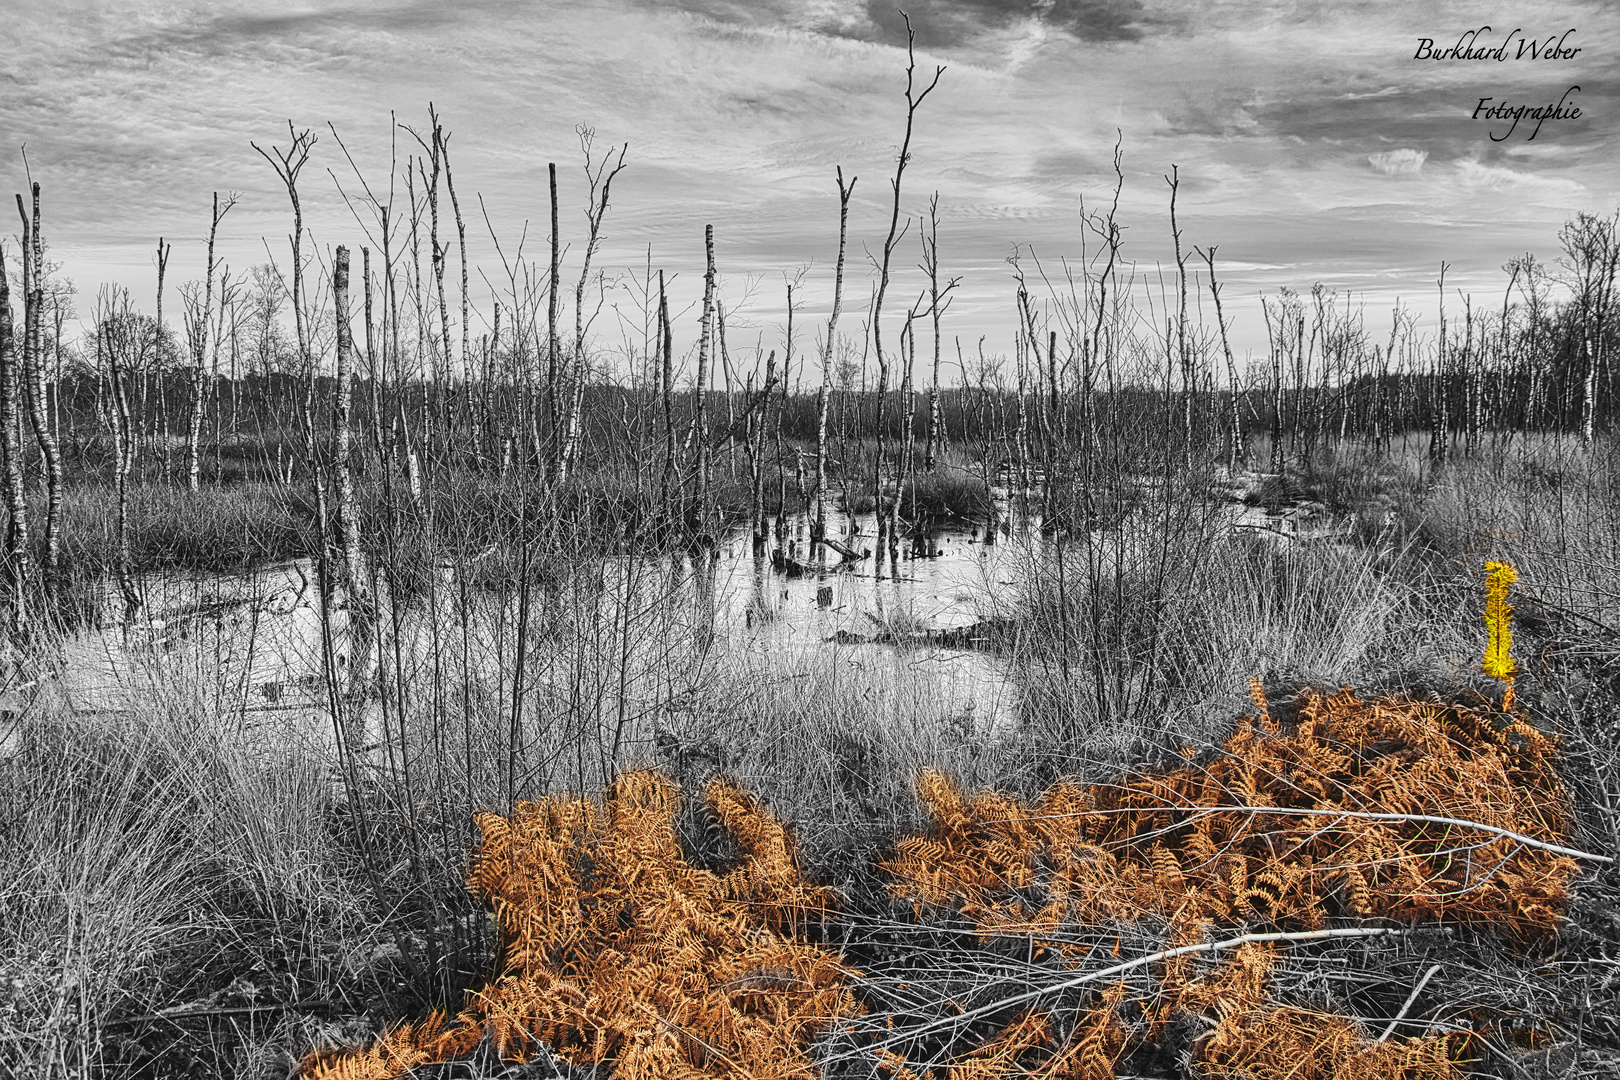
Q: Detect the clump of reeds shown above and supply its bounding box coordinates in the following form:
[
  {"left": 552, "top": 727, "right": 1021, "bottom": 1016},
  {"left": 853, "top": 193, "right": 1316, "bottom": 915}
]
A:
[
  {"left": 51, "top": 480, "right": 315, "bottom": 575},
  {"left": 900, "top": 469, "right": 994, "bottom": 527}
]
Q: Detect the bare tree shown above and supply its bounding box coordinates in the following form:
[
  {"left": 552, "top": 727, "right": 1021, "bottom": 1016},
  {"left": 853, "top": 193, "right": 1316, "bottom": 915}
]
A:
[
  {"left": 0, "top": 241, "right": 27, "bottom": 631},
  {"left": 693, "top": 224, "right": 716, "bottom": 537},
  {"left": 246, "top": 263, "right": 292, "bottom": 374},
  {"left": 1166, "top": 165, "right": 1194, "bottom": 459},
  {"left": 813, "top": 168, "right": 855, "bottom": 555},
  {"left": 869, "top": 11, "right": 943, "bottom": 562},
  {"left": 1558, "top": 211, "right": 1620, "bottom": 443},
  {"left": 97, "top": 288, "right": 140, "bottom": 626},
  {"left": 183, "top": 191, "right": 238, "bottom": 492},
  {"left": 560, "top": 126, "right": 628, "bottom": 481},
  {"left": 253, "top": 127, "right": 317, "bottom": 356},
  {"left": 15, "top": 182, "right": 61, "bottom": 605},
  {"left": 408, "top": 109, "right": 454, "bottom": 442},
  {"left": 1199, "top": 245, "right": 1245, "bottom": 472},
  {"left": 152, "top": 236, "right": 171, "bottom": 471},
  {"left": 920, "top": 191, "right": 959, "bottom": 471},
  {"left": 439, "top": 116, "right": 471, "bottom": 406}
]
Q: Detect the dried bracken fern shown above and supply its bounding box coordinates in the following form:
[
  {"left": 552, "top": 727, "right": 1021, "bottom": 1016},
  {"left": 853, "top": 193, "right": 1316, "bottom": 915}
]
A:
[
  {"left": 865, "top": 687, "right": 1589, "bottom": 1080},
  {"left": 1170, "top": 944, "right": 1466, "bottom": 1080},
  {"left": 884, "top": 687, "right": 1579, "bottom": 944},
  {"left": 303, "top": 688, "right": 1589, "bottom": 1080},
  {"left": 947, "top": 1009, "right": 1052, "bottom": 1079},
  {"left": 299, "top": 770, "right": 859, "bottom": 1079}
]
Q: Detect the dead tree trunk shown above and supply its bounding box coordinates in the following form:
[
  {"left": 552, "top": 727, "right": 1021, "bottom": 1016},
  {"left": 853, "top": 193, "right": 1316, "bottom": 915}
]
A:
[
  {"left": 658, "top": 272, "right": 676, "bottom": 522},
  {"left": 17, "top": 186, "right": 62, "bottom": 605},
  {"left": 0, "top": 243, "right": 28, "bottom": 632},
  {"left": 186, "top": 191, "right": 235, "bottom": 493},
  {"left": 333, "top": 246, "right": 362, "bottom": 586},
  {"left": 894, "top": 302, "right": 921, "bottom": 559},
  {"left": 152, "top": 238, "right": 170, "bottom": 475},
  {"left": 562, "top": 129, "right": 628, "bottom": 483},
  {"left": 921, "top": 192, "right": 957, "bottom": 472},
  {"left": 333, "top": 244, "right": 375, "bottom": 701},
  {"left": 814, "top": 168, "right": 854, "bottom": 555},
  {"left": 546, "top": 161, "right": 561, "bottom": 476},
  {"left": 775, "top": 281, "right": 796, "bottom": 550},
  {"left": 692, "top": 224, "right": 716, "bottom": 539},
  {"left": 745, "top": 353, "right": 778, "bottom": 556},
  {"left": 869, "top": 15, "right": 943, "bottom": 567}
]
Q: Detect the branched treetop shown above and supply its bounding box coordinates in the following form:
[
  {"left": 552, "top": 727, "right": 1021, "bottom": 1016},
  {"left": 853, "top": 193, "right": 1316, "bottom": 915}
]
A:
[{"left": 252, "top": 122, "right": 317, "bottom": 210}]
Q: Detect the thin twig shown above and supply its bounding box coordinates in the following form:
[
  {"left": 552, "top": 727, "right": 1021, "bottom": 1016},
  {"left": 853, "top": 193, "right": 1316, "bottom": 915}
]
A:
[
  {"left": 987, "top": 804, "right": 1613, "bottom": 864},
  {"left": 1378, "top": 963, "right": 1443, "bottom": 1042},
  {"left": 106, "top": 1000, "right": 339, "bottom": 1028}
]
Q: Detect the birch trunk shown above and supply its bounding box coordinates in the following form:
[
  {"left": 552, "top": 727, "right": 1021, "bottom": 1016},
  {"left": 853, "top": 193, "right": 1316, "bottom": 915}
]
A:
[
  {"left": 693, "top": 224, "right": 715, "bottom": 538},
  {"left": 0, "top": 244, "right": 27, "bottom": 630},
  {"left": 546, "top": 162, "right": 561, "bottom": 475},
  {"left": 18, "top": 187, "right": 62, "bottom": 602},
  {"left": 813, "top": 170, "right": 854, "bottom": 554}
]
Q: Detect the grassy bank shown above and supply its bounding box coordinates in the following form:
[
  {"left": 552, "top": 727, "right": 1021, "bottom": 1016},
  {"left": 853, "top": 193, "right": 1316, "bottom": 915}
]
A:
[{"left": 34, "top": 446, "right": 998, "bottom": 585}]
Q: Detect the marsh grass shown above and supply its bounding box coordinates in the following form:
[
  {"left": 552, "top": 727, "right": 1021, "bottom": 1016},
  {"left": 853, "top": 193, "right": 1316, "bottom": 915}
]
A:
[
  {"left": 898, "top": 466, "right": 995, "bottom": 528},
  {"left": 0, "top": 601, "right": 1001, "bottom": 1075},
  {"left": 0, "top": 694, "right": 402, "bottom": 1078},
  {"left": 48, "top": 482, "right": 315, "bottom": 578},
  {"left": 1004, "top": 532, "right": 1438, "bottom": 780}
]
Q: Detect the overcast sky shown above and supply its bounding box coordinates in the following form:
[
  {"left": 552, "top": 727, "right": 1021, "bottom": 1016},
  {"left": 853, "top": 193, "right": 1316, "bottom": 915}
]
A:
[{"left": 2, "top": 0, "right": 1616, "bottom": 374}]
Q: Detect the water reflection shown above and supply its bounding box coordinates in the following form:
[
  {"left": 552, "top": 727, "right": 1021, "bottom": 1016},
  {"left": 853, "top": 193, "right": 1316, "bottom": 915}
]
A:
[
  {"left": 688, "top": 508, "right": 1026, "bottom": 734},
  {"left": 37, "top": 507, "right": 1031, "bottom": 742}
]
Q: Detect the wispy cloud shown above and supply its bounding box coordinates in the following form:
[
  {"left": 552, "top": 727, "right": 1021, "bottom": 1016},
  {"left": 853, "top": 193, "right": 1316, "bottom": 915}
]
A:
[{"left": 1368, "top": 148, "right": 1428, "bottom": 176}]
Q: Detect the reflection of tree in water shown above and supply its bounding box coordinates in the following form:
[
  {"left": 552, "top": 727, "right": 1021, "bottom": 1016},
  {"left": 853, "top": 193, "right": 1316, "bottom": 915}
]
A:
[
  {"left": 746, "top": 550, "right": 774, "bottom": 628},
  {"left": 689, "top": 542, "right": 718, "bottom": 663}
]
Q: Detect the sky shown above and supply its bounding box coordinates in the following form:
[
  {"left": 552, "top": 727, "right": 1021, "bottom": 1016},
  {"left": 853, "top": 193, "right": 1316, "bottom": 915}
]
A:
[{"left": 2, "top": 0, "right": 1617, "bottom": 378}]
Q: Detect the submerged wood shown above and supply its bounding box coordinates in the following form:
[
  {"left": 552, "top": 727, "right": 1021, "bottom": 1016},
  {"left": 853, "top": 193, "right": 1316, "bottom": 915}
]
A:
[{"left": 827, "top": 615, "right": 1013, "bottom": 651}]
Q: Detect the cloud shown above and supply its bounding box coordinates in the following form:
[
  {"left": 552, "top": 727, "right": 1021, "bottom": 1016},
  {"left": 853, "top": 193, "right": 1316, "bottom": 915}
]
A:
[
  {"left": 638, "top": 0, "right": 1158, "bottom": 48},
  {"left": 1368, "top": 148, "right": 1427, "bottom": 176},
  {"left": 1451, "top": 155, "right": 1587, "bottom": 200},
  {"left": 861, "top": 0, "right": 1154, "bottom": 48},
  {"left": 1, "top": 0, "right": 1616, "bottom": 361}
]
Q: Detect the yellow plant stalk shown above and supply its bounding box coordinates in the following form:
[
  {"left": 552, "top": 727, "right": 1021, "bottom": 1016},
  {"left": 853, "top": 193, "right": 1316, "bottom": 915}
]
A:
[{"left": 1483, "top": 561, "right": 1518, "bottom": 709}]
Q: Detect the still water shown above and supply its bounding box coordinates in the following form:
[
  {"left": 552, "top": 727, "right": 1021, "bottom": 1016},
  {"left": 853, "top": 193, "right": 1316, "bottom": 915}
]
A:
[
  {"left": 34, "top": 509, "right": 1035, "bottom": 742},
  {"left": 29, "top": 471, "right": 1341, "bottom": 748}
]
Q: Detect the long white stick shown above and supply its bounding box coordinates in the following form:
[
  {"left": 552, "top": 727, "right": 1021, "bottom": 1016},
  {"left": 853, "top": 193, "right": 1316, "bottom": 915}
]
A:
[
  {"left": 851, "top": 926, "right": 1416, "bottom": 1059},
  {"left": 996, "top": 804, "right": 1612, "bottom": 864}
]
